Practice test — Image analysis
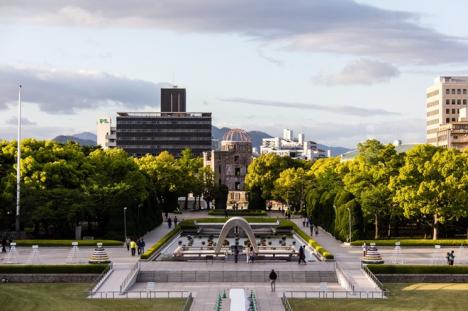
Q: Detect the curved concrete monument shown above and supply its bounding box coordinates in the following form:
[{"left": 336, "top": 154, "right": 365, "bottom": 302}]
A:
[{"left": 215, "top": 217, "right": 258, "bottom": 254}]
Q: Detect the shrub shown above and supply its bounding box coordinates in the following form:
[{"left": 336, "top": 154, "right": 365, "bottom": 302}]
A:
[
  {"left": 0, "top": 264, "right": 108, "bottom": 274},
  {"left": 15, "top": 240, "right": 123, "bottom": 247},
  {"left": 287, "top": 220, "right": 334, "bottom": 260},
  {"left": 207, "top": 210, "right": 267, "bottom": 216},
  {"left": 351, "top": 239, "right": 468, "bottom": 247},
  {"left": 368, "top": 264, "right": 468, "bottom": 274}
]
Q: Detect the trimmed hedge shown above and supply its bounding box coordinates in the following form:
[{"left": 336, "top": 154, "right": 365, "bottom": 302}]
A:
[
  {"left": 0, "top": 264, "right": 108, "bottom": 274},
  {"left": 192, "top": 217, "right": 277, "bottom": 223},
  {"left": 208, "top": 210, "right": 267, "bottom": 216},
  {"left": 289, "top": 221, "right": 334, "bottom": 260},
  {"left": 368, "top": 264, "right": 468, "bottom": 274},
  {"left": 15, "top": 240, "right": 123, "bottom": 247},
  {"left": 141, "top": 225, "right": 182, "bottom": 260},
  {"left": 351, "top": 239, "right": 468, "bottom": 247}
]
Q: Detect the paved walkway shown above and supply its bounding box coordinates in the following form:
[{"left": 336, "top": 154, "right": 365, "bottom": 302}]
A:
[{"left": 290, "top": 218, "right": 378, "bottom": 291}]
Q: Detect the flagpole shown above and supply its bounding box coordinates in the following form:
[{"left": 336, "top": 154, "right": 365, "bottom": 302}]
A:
[{"left": 16, "top": 84, "right": 22, "bottom": 237}]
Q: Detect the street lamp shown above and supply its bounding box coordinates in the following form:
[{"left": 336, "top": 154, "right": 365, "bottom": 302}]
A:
[
  {"left": 347, "top": 207, "right": 352, "bottom": 243},
  {"left": 137, "top": 203, "right": 143, "bottom": 236},
  {"left": 123, "top": 207, "right": 127, "bottom": 241}
]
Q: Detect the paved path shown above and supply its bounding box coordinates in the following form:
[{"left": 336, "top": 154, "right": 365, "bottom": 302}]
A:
[{"left": 290, "top": 218, "right": 378, "bottom": 291}]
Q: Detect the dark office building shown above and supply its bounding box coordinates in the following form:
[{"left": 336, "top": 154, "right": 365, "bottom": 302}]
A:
[
  {"left": 116, "top": 112, "right": 212, "bottom": 157},
  {"left": 161, "top": 87, "right": 186, "bottom": 112}
]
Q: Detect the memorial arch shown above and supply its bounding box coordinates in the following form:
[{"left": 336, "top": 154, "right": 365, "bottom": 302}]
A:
[{"left": 215, "top": 217, "right": 258, "bottom": 254}]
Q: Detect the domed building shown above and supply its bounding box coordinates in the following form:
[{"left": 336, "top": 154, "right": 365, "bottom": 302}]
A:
[{"left": 203, "top": 129, "right": 253, "bottom": 208}]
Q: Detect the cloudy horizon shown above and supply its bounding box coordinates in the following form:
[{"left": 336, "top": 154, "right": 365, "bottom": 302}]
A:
[{"left": 1, "top": 0, "right": 467, "bottom": 148}]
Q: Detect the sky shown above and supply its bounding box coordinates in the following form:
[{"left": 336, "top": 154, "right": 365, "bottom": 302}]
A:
[{"left": 1, "top": 0, "right": 468, "bottom": 148}]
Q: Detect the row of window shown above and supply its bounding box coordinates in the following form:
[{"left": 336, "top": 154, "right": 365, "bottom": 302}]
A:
[
  {"left": 118, "top": 144, "right": 212, "bottom": 149},
  {"left": 427, "top": 110, "right": 439, "bottom": 117},
  {"left": 427, "top": 90, "right": 439, "bottom": 98},
  {"left": 446, "top": 88, "right": 468, "bottom": 95},
  {"left": 427, "top": 100, "right": 439, "bottom": 108},
  {"left": 446, "top": 108, "right": 461, "bottom": 114},
  {"left": 446, "top": 118, "right": 458, "bottom": 123},
  {"left": 446, "top": 99, "right": 467, "bottom": 105},
  {"left": 427, "top": 119, "right": 439, "bottom": 126}
]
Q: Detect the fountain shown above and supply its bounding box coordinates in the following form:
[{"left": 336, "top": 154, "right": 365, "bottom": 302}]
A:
[
  {"left": 361, "top": 243, "right": 384, "bottom": 264},
  {"left": 89, "top": 243, "right": 111, "bottom": 264}
]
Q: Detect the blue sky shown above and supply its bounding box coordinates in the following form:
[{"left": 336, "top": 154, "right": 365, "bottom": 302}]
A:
[{"left": 1, "top": 0, "right": 468, "bottom": 148}]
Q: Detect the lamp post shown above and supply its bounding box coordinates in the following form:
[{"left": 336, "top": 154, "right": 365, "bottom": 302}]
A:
[
  {"left": 16, "top": 85, "right": 22, "bottom": 238},
  {"left": 123, "top": 207, "right": 127, "bottom": 241},
  {"left": 137, "top": 203, "right": 142, "bottom": 236},
  {"left": 347, "top": 207, "right": 352, "bottom": 243}
]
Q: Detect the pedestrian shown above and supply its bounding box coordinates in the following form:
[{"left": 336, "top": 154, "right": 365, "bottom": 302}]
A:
[
  {"left": 362, "top": 242, "right": 367, "bottom": 257},
  {"left": 302, "top": 218, "right": 306, "bottom": 227},
  {"left": 234, "top": 246, "right": 239, "bottom": 263},
  {"left": 450, "top": 250, "right": 455, "bottom": 265},
  {"left": 306, "top": 218, "right": 309, "bottom": 227},
  {"left": 1, "top": 238, "right": 6, "bottom": 253},
  {"left": 269, "top": 269, "right": 277, "bottom": 292},
  {"left": 130, "top": 239, "right": 137, "bottom": 256},
  {"left": 446, "top": 252, "right": 451, "bottom": 265},
  {"left": 164, "top": 211, "right": 169, "bottom": 220},
  {"left": 137, "top": 238, "right": 143, "bottom": 255},
  {"left": 168, "top": 217, "right": 172, "bottom": 228},
  {"left": 246, "top": 247, "right": 251, "bottom": 263},
  {"left": 174, "top": 216, "right": 178, "bottom": 227},
  {"left": 125, "top": 237, "right": 131, "bottom": 251},
  {"left": 315, "top": 226, "right": 319, "bottom": 236},
  {"left": 7, "top": 239, "right": 11, "bottom": 251},
  {"left": 310, "top": 224, "right": 314, "bottom": 236},
  {"left": 298, "top": 246, "right": 306, "bottom": 264},
  {"left": 140, "top": 238, "right": 146, "bottom": 254}
]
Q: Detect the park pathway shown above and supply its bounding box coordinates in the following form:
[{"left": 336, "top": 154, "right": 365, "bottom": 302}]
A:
[{"left": 290, "top": 217, "right": 378, "bottom": 291}]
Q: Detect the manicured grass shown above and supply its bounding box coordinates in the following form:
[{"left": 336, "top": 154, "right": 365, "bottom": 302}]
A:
[
  {"left": 0, "top": 283, "right": 185, "bottom": 311},
  {"left": 351, "top": 239, "right": 468, "bottom": 247},
  {"left": 15, "top": 240, "right": 123, "bottom": 247},
  {"left": 0, "top": 264, "right": 108, "bottom": 274},
  {"left": 289, "top": 283, "right": 468, "bottom": 311},
  {"left": 368, "top": 264, "right": 468, "bottom": 274}
]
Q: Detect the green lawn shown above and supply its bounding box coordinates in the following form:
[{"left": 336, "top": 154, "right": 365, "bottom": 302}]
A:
[
  {"left": 289, "top": 283, "right": 468, "bottom": 311},
  {"left": 0, "top": 283, "right": 186, "bottom": 311}
]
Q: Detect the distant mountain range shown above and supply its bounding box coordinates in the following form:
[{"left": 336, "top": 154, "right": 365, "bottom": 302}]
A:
[{"left": 53, "top": 128, "right": 351, "bottom": 156}]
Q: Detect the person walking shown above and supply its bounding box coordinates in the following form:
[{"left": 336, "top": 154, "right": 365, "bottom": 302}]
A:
[
  {"left": 250, "top": 246, "right": 255, "bottom": 263},
  {"left": 302, "top": 218, "right": 306, "bottom": 227},
  {"left": 174, "top": 216, "right": 178, "bottom": 227},
  {"left": 362, "top": 242, "right": 367, "bottom": 257},
  {"left": 298, "top": 246, "right": 306, "bottom": 264},
  {"left": 168, "top": 217, "right": 172, "bottom": 228},
  {"left": 450, "top": 250, "right": 455, "bottom": 265},
  {"left": 269, "top": 269, "right": 278, "bottom": 292},
  {"left": 1, "top": 238, "right": 6, "bottom": 253},
  {"left": 310, "top": 224, "right": 314, "bottom": 236},
  {"left": 125, "top": 237, "right": 131, "bottom": 251},
  {"left": 140, "top": 238, "right": 146, "bottom": 254},
  {"left": 246, "top": 247, "right": 251, "bottom": 263},
  {"left": 130, "top": 239, "right": 137, "bottom": 256}
]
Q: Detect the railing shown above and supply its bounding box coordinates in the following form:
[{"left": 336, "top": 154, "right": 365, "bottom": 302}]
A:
[
  {"left": 182, "top": 293, "right": 193, "bottom": 311},
  {"left": 282, "top": 290, "right": 387, "bottom": 299},
  {"left": 282, "top": 293, "right": 293, "bottom": 311},
  {"left": 91, "top": 290, "right": 192, "bottom": 299},
  {"left": 120, "top": 261, "right": 140, "bottom": 294},
  {"left": 361, "top": 263, "right": 389, "bottom": 297},
  {"left": 335, "top": 262, "right": 355, "bottom": 293},
  {"left": 89, "top": 263, "right": 113, "bottom": 295}
]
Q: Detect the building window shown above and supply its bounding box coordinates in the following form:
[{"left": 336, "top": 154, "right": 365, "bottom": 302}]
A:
[
  {"left": 218, "top": 165, "right": 222, "bottom": 174},
  {"left": 234, "top": 155, "right": 239, "bottom": 163},
  {"left": 446, "top": 118, "right": 450, "bottom": 123},
  {"left": 446, "top": 89, "right": 450, "bottom": 94},
  {"left": 446, "top": 108, "right": 450, "bottom": 114},
  {"left": 464, "top": 89, "right": 467, "bottom": 95},
  {"left": 452, "top": 109, "right": 456, "bottom": 114},
  {"left": 458, "top": 89, "right": 461, "bottom": 94},
  {"left": 452, "top": 118, "right": 456, "bottom": 121},
  {"left": 446, "top": 99, "right": 450, "bottom": 105},
  {"left": 452, "top": 99, "right": 456, "bottom": 105},
  {"left": 452, "top": 89, "right": 456, "bottom": 94},
  {"left": 458, "top": 99, "right": 461, "bottom": 105},
  {"left": 235, "top": 182, "right": 240, "bottom": 190},
  {"left": 235, "top": 167, "right": 240, "bottom": 176},
  {"left": 219, "top": 179, "right": 222, "bottom": 185},
  {"left": 464, "top": 99, "right": 467, "bottom": 105}
]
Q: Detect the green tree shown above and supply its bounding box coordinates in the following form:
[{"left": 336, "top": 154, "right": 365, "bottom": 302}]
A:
[{"left": 273, "top": 167, "right": 312, "bottom": 212}]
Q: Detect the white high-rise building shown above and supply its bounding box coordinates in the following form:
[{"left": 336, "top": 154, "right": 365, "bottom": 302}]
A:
[
  {"left": 96, "top": 117, "right": 116, "bottom": 150},
  {"left": 260, "top": 129, "right": 326, "bottom": 160},
  {"left": 426, "top": 76, "right": 468, "bottom": 145}
]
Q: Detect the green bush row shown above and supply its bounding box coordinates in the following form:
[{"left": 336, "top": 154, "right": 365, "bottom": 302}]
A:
[
  {"left": 351, "top": 239, "right": 468, "bottom": 247},
  {"left": 368, "top": 264, "right": 468, "bottom": 274},
  {"left": 289, "top": 221, "right": 334, "bottom": 260},
  {"left": 207, "top": 210, "right": 267, "bottom": 216},
  {"left": 14, "top": 240, "right": 123, "bottom": 247},
  {"left": 192, "top": 217, "right": 277, "bottom": 223},
  {"left": 141, "top": 226, "right": 182, "bottom": 260},
  {"left": 0, "top": 264, "right": 108, "bottom": 274}
]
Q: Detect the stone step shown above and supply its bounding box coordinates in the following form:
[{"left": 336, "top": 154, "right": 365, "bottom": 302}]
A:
[{"left": 137, "top": 270, "right": 337, "bottom": 283}]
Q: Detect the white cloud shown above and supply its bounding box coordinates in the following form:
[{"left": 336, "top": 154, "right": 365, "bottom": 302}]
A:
[
  {"left": 1, "top": 0, "right": 467, "bottom": 64},
  {"left": 0, "top": 66, "right": 171, "bottom": 114},
  {"left": 314, "top": 59, "right": 400, "bottom": 85},
  {"left": 5, "top": 116, "right": 36, "bottom": 126}
]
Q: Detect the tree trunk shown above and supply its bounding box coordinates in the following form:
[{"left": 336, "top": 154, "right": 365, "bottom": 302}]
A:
[
  {"left": 433, "top": 214, "right": 439, "bottom": 240},
  {"left": 374, "top": 213, "right": 380, "bottom": 240}
]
